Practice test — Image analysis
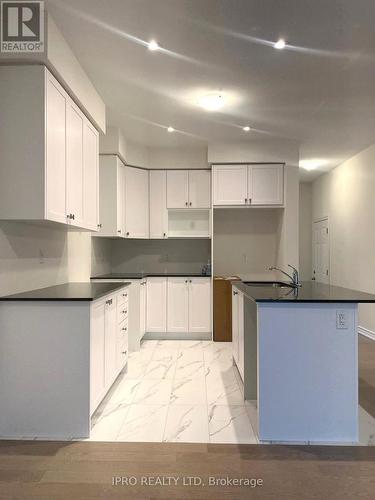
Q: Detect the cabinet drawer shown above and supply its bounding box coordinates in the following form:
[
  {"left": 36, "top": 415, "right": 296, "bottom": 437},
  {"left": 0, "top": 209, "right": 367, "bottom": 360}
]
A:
[
  {"left": 118, "top": 303, "right": 129, "bottom": 324},
  {"left": 117, "top": 289, "right": 129, "bottom": 307},
  {"left": 117, "top": 330, "right": 129, "bottom": 370}
]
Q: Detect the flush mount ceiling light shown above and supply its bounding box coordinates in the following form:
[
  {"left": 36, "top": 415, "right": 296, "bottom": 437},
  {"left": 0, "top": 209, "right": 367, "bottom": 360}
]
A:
[
  {"left": 299, "top": 159, "right": 329, "bottom": 171},
  {"left": 148, "top": 39, "right": 159, "bottom": 51},
  {"left": 198, "top": 93, "right": 224, "bottom": 111},
  {"left": 274, "top": 38, "right": 286, "bottom": 50},
  {"left": 243, "top": 126, "right": 251, "bottom": 132},
  {"left": 167, "top": 126, "right": 175, "bottom": 133}
]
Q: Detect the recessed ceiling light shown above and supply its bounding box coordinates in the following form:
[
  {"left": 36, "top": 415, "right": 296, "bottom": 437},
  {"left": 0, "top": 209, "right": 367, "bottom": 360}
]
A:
[
  {"left": 274, "top": 38, "right": 286, "bottom": 50},
  {"left": 243, "top": 126, "right": 251, "bottom": 132},
  {"left": 198, "top": 93, "right": 224, "bottom": 111},
  {"left": 167, "top": 126, "right": 175, "bottom": 133},
  {"left": 299, "top": 159, "right": 329, "bottom": 171},
  {"left": 148, "top": 40, "right": 159, "bottom": 51}
]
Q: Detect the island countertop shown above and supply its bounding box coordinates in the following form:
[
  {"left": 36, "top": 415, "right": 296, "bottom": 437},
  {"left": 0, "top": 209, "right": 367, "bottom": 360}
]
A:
[
  {"left": 0, "top": 282, "right": 130, "bottom": 302},
  {"left": 233, "top": 280, "right": 375, "bottom": 303},
  {"left": 91, "top": 272, "right": 211, "bottom": 279}
]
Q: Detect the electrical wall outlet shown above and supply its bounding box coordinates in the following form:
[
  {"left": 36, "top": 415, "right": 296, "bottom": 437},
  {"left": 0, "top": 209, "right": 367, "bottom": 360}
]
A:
[{"left": 336, "top": 310, "right": 349, "bottom": 330}]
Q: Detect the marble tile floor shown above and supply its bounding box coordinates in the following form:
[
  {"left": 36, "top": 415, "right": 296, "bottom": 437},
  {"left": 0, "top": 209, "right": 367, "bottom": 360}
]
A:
[
  {"left": 88, "top": 340, "right": 375, "bottom": 445},
  {"left": 89, "top": 340, "right": 258, "bottom": 444}
]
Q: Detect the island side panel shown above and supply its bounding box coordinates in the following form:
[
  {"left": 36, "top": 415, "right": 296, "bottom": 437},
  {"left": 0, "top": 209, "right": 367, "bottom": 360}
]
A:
[
  {"left": 0, "top": 301, "right": 90, "bottom": 439},
  {"left": 243, "top": 297, "right": 258, "bottom": 400},
  {"left": 257, "top": 302, "right": 358, "bottom": 443}
]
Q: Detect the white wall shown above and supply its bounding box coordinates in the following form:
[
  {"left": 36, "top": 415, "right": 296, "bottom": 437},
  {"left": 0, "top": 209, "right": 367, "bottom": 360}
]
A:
[
  {"left": 0, "top": 223, "right": 112, "bottom": 296},
  {"left": 213, "top": 209, "right": 282, "bottom": 279},
  {"left": 299, "top": 183, "right": 312, "bottom": 280},
  {"left": 148, "top": 146, "right": 208, "bottom": 169},
  {"left": 312, "top": 142, "right": 375, "bottom": 332},
  {"left": 111, "top": 239, "right": 211, "bottom": 274}
]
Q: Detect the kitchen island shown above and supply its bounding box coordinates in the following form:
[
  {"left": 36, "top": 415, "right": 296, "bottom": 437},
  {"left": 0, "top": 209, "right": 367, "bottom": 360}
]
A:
[
  {"left": 232, "top": 280, "right": 375, "bottom": 444},
  {"left": 0, "top": 282, "right": 130, "bottom": 440}
]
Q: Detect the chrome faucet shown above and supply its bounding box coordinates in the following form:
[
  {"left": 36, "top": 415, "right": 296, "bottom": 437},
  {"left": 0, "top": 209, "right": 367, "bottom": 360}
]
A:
[{"left": 268, "top": 264, "right": 302, "bottom": 288}]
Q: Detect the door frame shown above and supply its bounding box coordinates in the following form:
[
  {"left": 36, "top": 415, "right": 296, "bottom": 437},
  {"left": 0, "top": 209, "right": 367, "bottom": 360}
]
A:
[{"left": 312, "top": 216, "right": 330, "bottom": 284}]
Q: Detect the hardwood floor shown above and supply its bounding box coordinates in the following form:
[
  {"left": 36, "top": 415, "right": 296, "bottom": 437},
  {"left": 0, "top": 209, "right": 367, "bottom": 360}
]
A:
[{"left": 0, "top": 335, "right": 374, "bottom": 500}]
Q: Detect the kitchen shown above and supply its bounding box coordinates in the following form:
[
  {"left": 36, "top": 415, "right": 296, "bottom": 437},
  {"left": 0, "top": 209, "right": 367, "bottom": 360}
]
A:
[{"left": 0, "top": 1, "right": 375, "bottom": 498}]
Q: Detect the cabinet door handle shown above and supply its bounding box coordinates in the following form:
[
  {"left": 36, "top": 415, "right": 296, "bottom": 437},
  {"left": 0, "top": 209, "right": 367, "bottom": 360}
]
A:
[
  {"left": 117, "top": 229, "right": 121, "bottom": 233},
  {"left": 189, "top": 202, "right": 192, "bottom": 206},
  {"left": 233, "top": 291, "right": 238, "bottom": 296},
  {"left": 126, "top": 232, "right": 130, "bottom": 236},
  {"left": 72, "top": 214, "right": 75, "bottom": 220},
  {"left": 185, "top": 279, "right": 188, "bottom": 283},
  {"left": 185, "top": 202, "right": 188, "bottom": 206},
  {"left": 163, "top": 232, "right": 166, "bottom": 237},
  {"left": 122, "top": 350, "right": 127, "bottom": 355},
  {"left": 189, "top": 280, "right": 192, "bottom": 283},
  {"left": 248, "top": 198, "right": 252, "bottom": 204},
  {"left": 97, "top": 223, "right": 102, "bottom": 228},
  {"left": 245, "top": 198, "right": 247, "bottom": 204}
]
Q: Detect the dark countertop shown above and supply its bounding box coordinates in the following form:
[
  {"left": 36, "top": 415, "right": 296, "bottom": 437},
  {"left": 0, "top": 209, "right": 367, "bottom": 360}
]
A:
[
  {"left": 91, "top": 272, "right": 212, "bottom": 280},
  {"left": 0, "top": 282, "right": 130, "bottom": 302},
  {"left": 233, "top": 281, "right": 375, "bottom": 303}
]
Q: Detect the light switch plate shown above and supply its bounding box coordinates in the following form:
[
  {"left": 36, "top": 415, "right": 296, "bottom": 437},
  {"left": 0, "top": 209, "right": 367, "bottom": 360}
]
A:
[{"left": 336, "top": 310, "right": 349, "bottom": 329}]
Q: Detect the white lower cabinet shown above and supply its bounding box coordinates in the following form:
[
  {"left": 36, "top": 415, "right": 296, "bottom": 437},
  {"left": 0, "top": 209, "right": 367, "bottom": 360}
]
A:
[
  {"left": 165, "top": 277, "right": 211, "bottom": 334},
  {"left": 90, "top": 286, "right": 130, "bottom": 415},
  {"left": 232, "top": 286, "right": 244, "bottom": 380},
  {"left": 167, "top": 278, "right": 190, "bottom": 333},
  {"left": 146, "top": 278, "right": 167, "bottom": 332}
]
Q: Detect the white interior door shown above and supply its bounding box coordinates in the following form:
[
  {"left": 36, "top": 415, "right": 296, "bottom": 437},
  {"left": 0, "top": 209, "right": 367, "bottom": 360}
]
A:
[
  {"left": 213, "top": 165, "right": 247, "bottom": 205},
  {"left": 188, "top": 170, "right": 211, "bottom": 208},
  {"left": 146, "top": 278, "right": 167, "bottom": 332},
  {"left": 167, "top": 278, "right": 189, "bottom": 332},
  {"left": 188, "top": 278, "right": 211, "bottom": 332},
  {"left": 313, "top": 219, "right": 330, "bottom": 284},
  {"left": 167, "top": 170, "right": 189, "bottom": 208}
]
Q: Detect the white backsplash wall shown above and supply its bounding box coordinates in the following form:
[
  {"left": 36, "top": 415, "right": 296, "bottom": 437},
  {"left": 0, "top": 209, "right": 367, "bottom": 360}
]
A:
[
  {"left": 213, "top": 208, "right": 282, "bottom": 280},
  {"left": 91, "top": 237, "right": 112, "bottom": 276},
  {"left": 0, "top": 222, "right": 94, "bottom": 296},
  {"left": 111, "top": 239, "right": 211, "bottom": 274}
]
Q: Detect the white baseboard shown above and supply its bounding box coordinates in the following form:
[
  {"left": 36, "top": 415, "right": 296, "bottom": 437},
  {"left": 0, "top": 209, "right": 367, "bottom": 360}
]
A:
[{"left": 358, "top": 325, "right": 375, "bottom": 341}]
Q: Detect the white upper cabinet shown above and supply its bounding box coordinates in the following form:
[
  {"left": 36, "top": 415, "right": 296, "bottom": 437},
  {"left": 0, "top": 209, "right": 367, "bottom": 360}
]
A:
[
  {"left": 250, "top": 164, "right": 283, "bottom": 205},
  {"left": 213, "top": 165, "right": 248, "bottom": 206},
  {"left": 45, "top": 72, "right": 68, "bottom": 224},
  {"left": 167, "top": 170, "right": 189, "bottom": 208},
  {"left": 83, "top": 121, "right": 99, "bottom": 231},
  {"left": 167, "top": 278, "right": 190, "bottom": 333},
  {"left": 125, "top": 167, "right": 149, "bottom": 238},
  {"left": 213, "top": 164, "right": 284, "bottom": 206},
  {"left": 188, "top": 278, "right": 211, "bottom": 333},
  {"left": 97, "top": 156, "right": 125, "bottom": 237},
  {"left": 149, "top": 170, "right": 168, "bottom": 239},
  {"left": 146, "top": 278, "right": 167, "bottom": 332},
  {"left": 188, "top": 170, "right": 211, "bottom": 208},
  {"left": 66, "top": 98, "right": 84, "bottom": 227},
  {"left": 0, "top": 66, "right": 99, "bottom": 231},
  {"left": 167, "top": 170, "right": 211, "bottom": 209}
]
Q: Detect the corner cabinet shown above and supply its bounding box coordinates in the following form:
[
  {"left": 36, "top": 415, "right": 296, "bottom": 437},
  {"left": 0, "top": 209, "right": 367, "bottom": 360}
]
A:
[
  {"left": 0, "top": 65, "right": 99, "bottom": 231},
  {"left": 213, "top": 164, "right": 284, "bottom": 207}
]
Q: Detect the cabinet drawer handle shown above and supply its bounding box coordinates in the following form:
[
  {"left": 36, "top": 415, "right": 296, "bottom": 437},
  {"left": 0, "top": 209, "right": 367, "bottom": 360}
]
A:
[
  {"left": 122, "top": 327, "right": 127, "bottom": 332},
  {"left": 121, "top": 309, "right": 127, "bottom": 314},
  {"left": 97, "top": 223, "right": 102, "bottom": 228},
  {"left": 122, "top": 350, "right": 127, "bottom": 355},
  {"left": 122, "top": 293, "right": 127, "bottom": 297},
  {"left": 233, "top": 291, "right": 238, "bottom": 296}
]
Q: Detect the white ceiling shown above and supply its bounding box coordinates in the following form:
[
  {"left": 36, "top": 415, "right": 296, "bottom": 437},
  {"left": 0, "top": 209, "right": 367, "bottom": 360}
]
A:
[{"left": 47, "top": 0, "right": 375, "bottom": 181}]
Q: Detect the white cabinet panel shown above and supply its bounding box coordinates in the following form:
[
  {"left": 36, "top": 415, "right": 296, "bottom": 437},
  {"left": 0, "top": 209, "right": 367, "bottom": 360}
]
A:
[
  {"left": 232, "top": 288, "right": 239, "bottom": 365},
  {"left": 167, "top": 170, "right": 189, "bottom": 208},
  {"left": 45, "top": 72, "right": 67, "bottom": 223},
  {"left": 90, "top": 299, "right": 105, "bottom": 414},
  {"left": 140, "top": 280, "right": 147, "bottom": 339},
  {"left": 117, "top": 163, "right": 126, "bottom": 236},
  {"left": 213, "top": 165, "right": 247, "bottom": 205},
  {"left": 250, "top": 164, "right": 283, "bottom": 205},
  {"left": 149, "top": 170, "right": 168, "bottom": 238},
  {"left": 188, "top": 278, "right": 211, "bottom": 333},
  {"left": 146, "top": 278, "right": 167, "bottom": 332},
  {"left": 188, "top": 170, "right": 211, "bottom": 208},
  {"left": 83, "top": 121, "right": 99, "bottom": 230},
  {"left": 125, "top": 167, "right": 149, "bottom": 238},
  {"left": 238, "top": 291, "right": 244, "bottom": 380},
  {"left": 104, "top": 296, "right": 117, "bottom": 387},
  {"left": 66, "top": 99, "right": 84, "bottom": 227},
  {"left": 167, "top": 278, "right": 189, "bottom": 332}
]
